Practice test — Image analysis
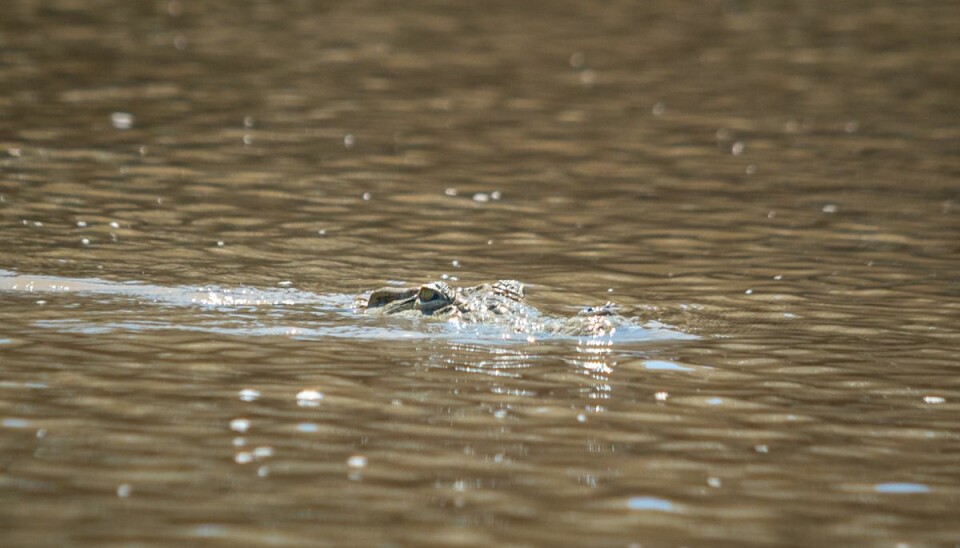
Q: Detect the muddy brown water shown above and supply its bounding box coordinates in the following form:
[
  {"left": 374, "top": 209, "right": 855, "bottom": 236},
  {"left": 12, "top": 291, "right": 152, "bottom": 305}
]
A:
[{"left": 2, "top": 1, "right": 959, "bottom": 546}]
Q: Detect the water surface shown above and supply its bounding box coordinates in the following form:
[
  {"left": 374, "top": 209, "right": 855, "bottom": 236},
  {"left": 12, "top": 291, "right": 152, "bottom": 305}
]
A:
[{"left": 1, "top": 1, "right": 959, "bottom": 546}]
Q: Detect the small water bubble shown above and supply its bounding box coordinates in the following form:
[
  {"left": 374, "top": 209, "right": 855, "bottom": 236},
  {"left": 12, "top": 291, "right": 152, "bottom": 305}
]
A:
[
  {"left": 526, "top": 335, "right": 536, "bottom": 343},
  {"left": 139, "top": 146, "right": 148, "bottom": 156},
  {"left": 707, "top": 477, "right": 722, "bottom": 488},
  {"left": 923, "top": 396, "right": 945, "bottom": 404},
  {"left": 774, "top": 275, "right": 783, "bottom": 280},
  {"left": 490, "top": 191, "right": 502, "bottom": 200},
  {"left": 344, "top": 134, "right": 355, "bottom": 148},
  {"left": 822, "top": 204, "right": 838, "bottom": 213},
  {"left": 36, "top": 429, "right": 46, "bottom": 439},
  {"left": 296, "top": 389, "right": 324, "bottom": 407},
  {"left": 253, "top": 446, "right": 274, "bottom": 459},
  {"left": 242, "top": 135, "right": 253, "bottom": 146},
  {"left": 569, "top": 51, "right": 585, "bottom": 68},
  {"left": 229, "top": 418, "right": 250, "bottom": 433},
  {"left": 109, "top": 221, "right": 120, "bottom": 229},
  {"left": 451, "top": 260, "right": 460, "bottom": 268},
  {"left": 33, "top": 221, "right": 43, "bottom": 227},
  {"left": 347, "top": 455, "right": 368, "bottom": 469},
  {"left": 110, "top": 112, "right": 134, "bottom": 130},
  {"left": 745, "top": 164, "right": 757, "bottom": 174},
  {"left": 238, "top": 388, "right": 260, "bottom": 402},
  {"left": 487, "top": 239, "right": 494, "bottom": 245},
  {"left": 576, "top": 413, "right": 587, "bottom": 423},
  {"left": 35, "top": 300, "right": 46, "bottom": 305},
  {"left": 257, "top": 465, "right": 270, "bottom": 477},
  {"left": 232, "top": 437, "right": 245, "bottom": 447},
  {"left": 116, "top": 484, "right": 132, "bottom": 498},
  {"left": 8, "top": 147, "right": 22, "bottom": 157},
  {"left": 745, "top": 289, "right": 753, "bottom": 295},
  {"left": 731, "top": 141, "right": 745, "bottom": 156},
  {"left": 80, "top": 238, "right": 91, "bottom": 246},
  {"left": 472, "top": 192, "right": 490, "bottom": 203},
  {"left": 296, "top": 422, "right": 319, "bottom": 433},
  {"left": 243, "top": 116, "right": 255, "bottom": 128},
  {"left": 440, "top": 273, "right": 450, "bottom": 280},
  {"left": 362, "top": 192, "right": 371, "bottom": 201},
  {"left": 234, "top": 452, "right": 253, "bottom": 464},
  {"left": 754, "top": 444, "right": 769, "bottom": 453},
  {"left": 216, "top": 240, "right": 225, "bottom": 247},
  {"left": 493, "top": 409, "right": 508, "bottom": 420},
  {"left": 655, "top": 392, "right": 669, "bottom": 401},
  {"left": 444, "top": 188, "right": 458, "bottom": 197}
]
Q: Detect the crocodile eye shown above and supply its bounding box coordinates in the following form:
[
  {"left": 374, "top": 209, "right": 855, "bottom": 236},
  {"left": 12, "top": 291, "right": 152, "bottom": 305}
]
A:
[{"left": 419, "top": 288, "right": 438, "bottom": 301}]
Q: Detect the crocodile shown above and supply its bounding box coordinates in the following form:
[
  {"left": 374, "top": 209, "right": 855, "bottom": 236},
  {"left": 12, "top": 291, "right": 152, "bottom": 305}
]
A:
[{"left": 356, "top": 279, "right": 630, "bottom": 337}]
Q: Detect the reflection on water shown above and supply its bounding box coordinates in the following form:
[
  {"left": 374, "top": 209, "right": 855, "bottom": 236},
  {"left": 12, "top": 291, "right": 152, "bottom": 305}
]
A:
[
  {"left": 626, "top": 496, "right": 676, "bottom": 512},
  {"left": 571, "top": 338, "right": 616, "bottom": 404},
  {"left": 873, "top": 483, "right": 931, "bottom": 495},
  {"left": 640, "top": 359, "right": 695, "bottom": 372},
  {"left": 2, "top": 0, "right": 960, "bottom": 546},
  {"left": 430, "top": 343, "right": 538, "bottom": 378}
]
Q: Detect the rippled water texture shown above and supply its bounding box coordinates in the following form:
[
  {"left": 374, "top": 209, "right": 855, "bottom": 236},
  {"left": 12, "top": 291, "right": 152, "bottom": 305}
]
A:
[{"left": 2, "top": 1, "right": 959, "bottom": 546}]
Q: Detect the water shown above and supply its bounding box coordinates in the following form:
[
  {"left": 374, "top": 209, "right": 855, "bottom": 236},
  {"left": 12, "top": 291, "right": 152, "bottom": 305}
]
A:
[{"left": 2, "top": 1, "right": 959, "bottom": 546}]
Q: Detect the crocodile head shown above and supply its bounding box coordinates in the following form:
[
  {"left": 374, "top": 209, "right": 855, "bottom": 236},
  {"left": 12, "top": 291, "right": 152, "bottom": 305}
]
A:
[
  {"left": 358, "top": 279, "right": 643, "bottom": 337},
  {"left": 361, "top": 281, "right": 458, "bottom": 316}
]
